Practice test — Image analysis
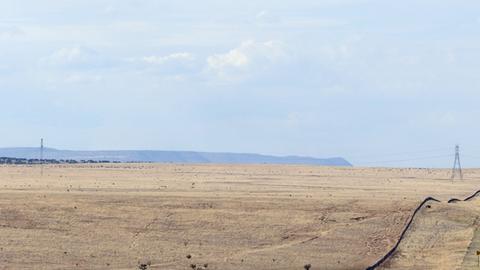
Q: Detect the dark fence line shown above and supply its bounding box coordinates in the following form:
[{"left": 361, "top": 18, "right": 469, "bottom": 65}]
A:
[
  {"left": 464, "top": 190, "right": 480, "bottom": 201},
  {"left": 446, "top": 189, "right": 480, "bottom": 203},
  {"left": 365, "top": 189, "right": 480, "bottom": 270},
  {"left": 365, "top": 197, "right": 440, "bottom": 270},
  {"left": 448, "top": 198, "right": 461, "bottom": 203}
]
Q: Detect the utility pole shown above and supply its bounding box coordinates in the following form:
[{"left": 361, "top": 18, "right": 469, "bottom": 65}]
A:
[
  {"left": 40, "top": 138, "right": 44, "bottom": 176},
  {"left": 451, "top": 144, "right": 463, "bottom": 180}
]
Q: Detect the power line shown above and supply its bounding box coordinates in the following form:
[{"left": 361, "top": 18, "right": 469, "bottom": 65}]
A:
[
  {"left": 40, "top": 138, "right": 44, "bottom": 176},
  {"left": 345, "top": 147, "right": 451, "bottom": 158},
  {"left": 451, "top": 145, "right": 463, "bottom": 180},
  {"left": 459, "top": 153, "right": 480, "bottom": 159},
  {"left": 357, "top": 154, "right": 453, "bottom": 165}
]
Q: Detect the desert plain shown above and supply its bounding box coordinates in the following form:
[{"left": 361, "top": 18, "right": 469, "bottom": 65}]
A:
[{"left": 0, "top": 164, "right": 479, "bottom": 270}]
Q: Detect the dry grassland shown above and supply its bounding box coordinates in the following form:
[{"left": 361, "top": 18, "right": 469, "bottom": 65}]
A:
[{"left": 0, "top": 164, "right": 478, "bottom": 269}]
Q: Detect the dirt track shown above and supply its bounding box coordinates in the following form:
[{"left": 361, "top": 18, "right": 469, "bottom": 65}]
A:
[
  {"left": 461, "top": 222, "right": 480, "bottom": 269},
  {"left": 0, "top": 164, "right": 478, "bottom": 269}
]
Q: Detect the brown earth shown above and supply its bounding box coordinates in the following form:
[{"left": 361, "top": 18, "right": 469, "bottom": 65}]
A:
[
  {"left": 0, "top": 164, "right": 478, "bottom": 270},
  {"left": 378, "top": 199, "right": 480, "bottom": 270}
]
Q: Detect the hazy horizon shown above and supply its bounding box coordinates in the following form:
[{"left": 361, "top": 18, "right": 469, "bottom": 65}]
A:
[
  {"left": 0, "top": 144, "right": 473, "bottom": 169},
  {"left": 2, "top": 1, "right": 480, "bottom": 168}
]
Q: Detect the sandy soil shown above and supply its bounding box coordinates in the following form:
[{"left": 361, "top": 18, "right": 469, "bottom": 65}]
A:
[
  {"left": 0, "top": 164, "right": 478, "bottom": 270},
  {"left": 379, "top": 199, "right": 480, "bottom": 270}
]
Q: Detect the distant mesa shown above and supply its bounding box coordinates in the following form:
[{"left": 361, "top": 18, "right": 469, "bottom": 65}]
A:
[{"left": 0, "top": 147, "right": 352, "bottom": 167}]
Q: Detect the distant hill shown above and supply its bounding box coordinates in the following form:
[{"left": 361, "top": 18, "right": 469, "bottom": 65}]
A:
[{"left": 0, "top": 148, "right": 352, "bottom": 166}]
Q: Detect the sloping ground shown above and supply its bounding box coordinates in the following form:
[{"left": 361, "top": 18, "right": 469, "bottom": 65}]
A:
[
  {"left": 378, "top": 199, "right": 480, "bottom": 270},
  {"left": 460, "top": 199, "right": 480, "bottom": 269}
]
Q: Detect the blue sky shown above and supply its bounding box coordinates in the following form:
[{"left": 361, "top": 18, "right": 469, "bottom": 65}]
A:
[{"left": 1, "top": 0, "right": 480, "bottom": 167}]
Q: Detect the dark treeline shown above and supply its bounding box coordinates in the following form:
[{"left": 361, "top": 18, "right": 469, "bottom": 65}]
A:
[{"left": 0, "top": 157, "right": 120, "bottom": 165}]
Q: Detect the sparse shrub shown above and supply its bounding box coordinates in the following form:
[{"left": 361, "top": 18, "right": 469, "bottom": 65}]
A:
[
  {"left": 138, "top": 261, "right": 151, "bottom": 270},
  {"left": 304, "top": 264, "right": 311, "bottom": 270}
]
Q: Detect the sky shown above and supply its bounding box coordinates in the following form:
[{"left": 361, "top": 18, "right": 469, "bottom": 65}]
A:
[{"left": 1, "top": 0, "right": 480, "bottom": 167}]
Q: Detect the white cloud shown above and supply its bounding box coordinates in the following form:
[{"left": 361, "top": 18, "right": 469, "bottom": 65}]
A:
[
  {"left": 52, "top": 47, "right": 90, "bottom": 62},
  {"left": 317, "top": 35, "right": 362, "bottom": 63},
  {"left": 139, "top": 52, "right": 194, "bottom": 65},
  {"left": 40, "top": 71, "right": 104, "bottom": 86},
  {"left": 207, "top": 48, "right": 249, "bottom": 69},
  {"left": 125, "top": 52, "right": 197, "bottom": 79},
  {"left": 206, "top": 40, "right": 287, "bottom": 80},
  {"left": 64, "top": 73, "right": 103, "bottom": 84},
  {"left": 256, "top": 10, "right": 281, "bottom": 24},
  {"left": 41, "top": 46, "right": 108, "bottom": 69}
]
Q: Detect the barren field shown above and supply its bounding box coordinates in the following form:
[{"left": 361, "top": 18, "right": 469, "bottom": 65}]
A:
[{"left": 0, "top": 164, "right": 479, "bottom": 270}]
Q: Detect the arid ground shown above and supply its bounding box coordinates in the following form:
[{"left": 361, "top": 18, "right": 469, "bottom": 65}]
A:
[{"left": 0, "top": 164, "right": 478, "bottom": 270}]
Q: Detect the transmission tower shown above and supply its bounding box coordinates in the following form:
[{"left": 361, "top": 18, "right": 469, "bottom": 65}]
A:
[
  {"left": 40, "top": 138, "right": 44, "bottom": 176},
  {"left": 451, "top": 144, "right": 463, "bottom": 180}
]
